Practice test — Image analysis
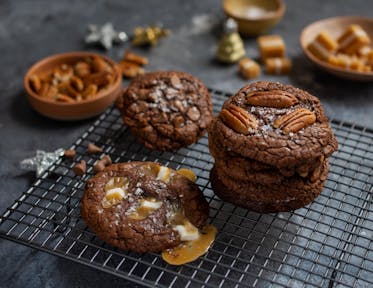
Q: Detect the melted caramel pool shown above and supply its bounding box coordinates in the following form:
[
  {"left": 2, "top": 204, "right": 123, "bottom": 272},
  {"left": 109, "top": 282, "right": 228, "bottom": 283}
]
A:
[{"left": 162, "top": 225, "right": 217, "bottom": 265}]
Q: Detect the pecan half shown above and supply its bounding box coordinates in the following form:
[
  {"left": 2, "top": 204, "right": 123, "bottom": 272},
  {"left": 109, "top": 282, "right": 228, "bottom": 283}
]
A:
[
  {"left": 274, "top": 108, "right": 316, "bottom": 134},
  {"left": 247, "top": 90, "right": 298, "bottom": 108},
  {"left": 220, "top": 104, "right": 258, "bottom": 135}
]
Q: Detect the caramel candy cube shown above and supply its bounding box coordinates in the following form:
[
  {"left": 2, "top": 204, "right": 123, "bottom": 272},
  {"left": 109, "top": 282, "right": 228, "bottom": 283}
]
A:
[
  {"left": 257, "top": 35, "right": 285, "bottom": 61},
  {"left": 366, "top": 50, "right": 373, "bottom": 66},
  {"left": 363, "top": 65, "right": 372, "bottom": 72},
  {"left": 307, "top": 31, "right": 338, "bottom": 61},
  {"left": 239, "top": 58, "right": 261, "bottom": 79},
  {"left": 328, "top": 54, "right": 365, "bottom": 71},
  {"left": 338, "top": 24, "right": 371, "bottom": 55},
  {"left": 265, "top": 57, "right": 292, "bottom": 75},
  {"left": 358, "top": 45, "right": 372, "bottom": 57},
  {"left": 328, "top": 54, "right": 351, "bottom": 69},
  {"left": 350, "top": 56, "right": 365, "bottom": 71}
]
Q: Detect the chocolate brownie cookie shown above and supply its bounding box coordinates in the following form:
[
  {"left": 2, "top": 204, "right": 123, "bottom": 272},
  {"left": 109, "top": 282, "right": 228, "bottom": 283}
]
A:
[
  {"left": 118, "top": 71, "right": 213, "bottom": 150},
  {"left": 208, "top": 81, "right": 338, "bottom": 212},
  {"left": 81, "top": 162, "right": 209, "bottom": 253},
  {"left": 210, "top": 81, "right": 338, "bottom": 169},
  {"left": 210, "top": 160, "right": 329, "bottom": 212},
  {"left": 209, "top": 131, "right": 325, "bottom": 180}
]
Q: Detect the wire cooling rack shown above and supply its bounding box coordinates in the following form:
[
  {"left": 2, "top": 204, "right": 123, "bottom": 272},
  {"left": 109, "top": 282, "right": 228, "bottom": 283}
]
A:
[{"left": 0, "top": 89, "right": 372, "bottom": 287}]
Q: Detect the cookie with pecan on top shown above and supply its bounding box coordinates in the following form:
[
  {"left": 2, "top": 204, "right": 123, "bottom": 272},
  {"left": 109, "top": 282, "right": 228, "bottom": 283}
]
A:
[
  {"left": 208, "top": 81, "right": 338, "bottom": 212},
  {"left": 210, "top": 81, "right": 338, "bottom": 169}
]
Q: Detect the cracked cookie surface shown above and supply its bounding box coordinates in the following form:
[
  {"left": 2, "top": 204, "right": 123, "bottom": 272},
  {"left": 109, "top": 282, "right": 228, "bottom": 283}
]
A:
[
  {"left": 209, "top": 81, "right": 338, "bottom": 169},
  {"left": 210, "top": 160, "right": 329, "bottom": 213},
  {"left": 118, "top": 71, "right": 213, "bottom": 151}
]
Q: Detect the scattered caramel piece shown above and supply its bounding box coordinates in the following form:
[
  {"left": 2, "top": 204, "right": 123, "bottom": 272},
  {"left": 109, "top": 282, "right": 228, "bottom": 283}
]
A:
[
  {"left": 30, "top": 75, "right": 42, "bottom": 93},
  {"left": 64, "top": 149, "right": 76, "bottom": 159},
  {"left": 307, "top": 31, "right": 338, "bottom": 61},
  {"left": 123, "top": 51, "right": 149, "bottom": 65},
  {"left": 87, "top": 143, "right": 103, "bottom": 154},
  {"left": 73, "top": 160, "right": 86, "bottom": 176},
  {"left": 257, "top": 35, "right": 285, "bottom": 61},
  {"left": 239, "top": 58, "right": 261, "bottom": 79},
  {"left": 118, "top": 61, "right": 145, "bottom": 78},
  {"left": 265, "top": 57, "right": 292, "bottom": 75},
  {"left": 337, "top": 24, "right": 371, "bottom": 55}
]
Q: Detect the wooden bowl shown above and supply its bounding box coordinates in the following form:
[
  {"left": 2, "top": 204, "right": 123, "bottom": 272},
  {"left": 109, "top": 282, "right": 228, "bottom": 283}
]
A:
[
  {"left": 300, "top": 16, "right": 373, "bottom": 81},
  {"left": 24, "top": 52, "right": 122, "bottom": 120},
  {"left": 222, "top": 0, "right": 285, "bottom": 36}
]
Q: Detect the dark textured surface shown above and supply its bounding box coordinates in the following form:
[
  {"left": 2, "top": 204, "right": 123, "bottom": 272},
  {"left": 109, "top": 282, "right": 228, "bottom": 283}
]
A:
[
  {"left": 0, "top": 0, "right": 372, "bottom": 287},
  {"left": 120, "top": 71, "right": 212, "bottom": 150}
]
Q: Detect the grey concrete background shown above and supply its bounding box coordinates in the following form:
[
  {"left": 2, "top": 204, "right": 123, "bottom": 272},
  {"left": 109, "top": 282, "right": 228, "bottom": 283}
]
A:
[{"left": 0, "top": 0, "right": 372, "bottom": 287}]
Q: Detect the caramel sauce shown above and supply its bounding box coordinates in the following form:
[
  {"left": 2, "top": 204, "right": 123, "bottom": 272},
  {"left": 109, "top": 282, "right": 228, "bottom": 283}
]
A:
[
  {"left": 128, "top": 198, "right": 162, "bottom": 220},
  {"left": 104, "top": 177, "right": 128, "bottom": 192},
  {"left": 162, "top": 225, "right": 217, "bottom": 265},
  {"left": 102, "top": 177, "right": 128, "bottom": 208}
]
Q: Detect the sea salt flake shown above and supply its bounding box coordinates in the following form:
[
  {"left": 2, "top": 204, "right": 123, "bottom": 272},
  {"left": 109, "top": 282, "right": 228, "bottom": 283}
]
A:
[{"left": 134, "top": 187, "right": 143, "bottom": 195}]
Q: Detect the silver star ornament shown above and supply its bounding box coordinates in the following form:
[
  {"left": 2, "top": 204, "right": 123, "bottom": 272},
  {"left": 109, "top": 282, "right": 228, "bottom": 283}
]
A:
[
  {"left": 20, "top": 149, "right": 64, "bottom": 177},
  {"left": 85, "top": 22, "right": 128, "bottom": 50}
]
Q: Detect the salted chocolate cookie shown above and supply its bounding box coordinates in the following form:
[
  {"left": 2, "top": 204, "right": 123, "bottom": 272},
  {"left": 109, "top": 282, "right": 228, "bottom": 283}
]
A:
[
  {"left": 209, "top": 131, "right": 325, "bottom": 179},
  {"left": 209, "top": 81, "right": 338, "bottom": 169},
  {"left": 81, "top": 162, "right": 209, "bottom": 253},
  {"left": 210, "top": 160, "right": 329, "bottom": 213},
  {"left": 118, "top": 71, "right": 213, "bottom": 151}
]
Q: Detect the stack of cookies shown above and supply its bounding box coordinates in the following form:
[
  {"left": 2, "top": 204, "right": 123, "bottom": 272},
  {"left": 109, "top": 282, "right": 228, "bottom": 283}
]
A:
[{"left": 208, "top": 82, "right": 338, "bottom": 212}]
